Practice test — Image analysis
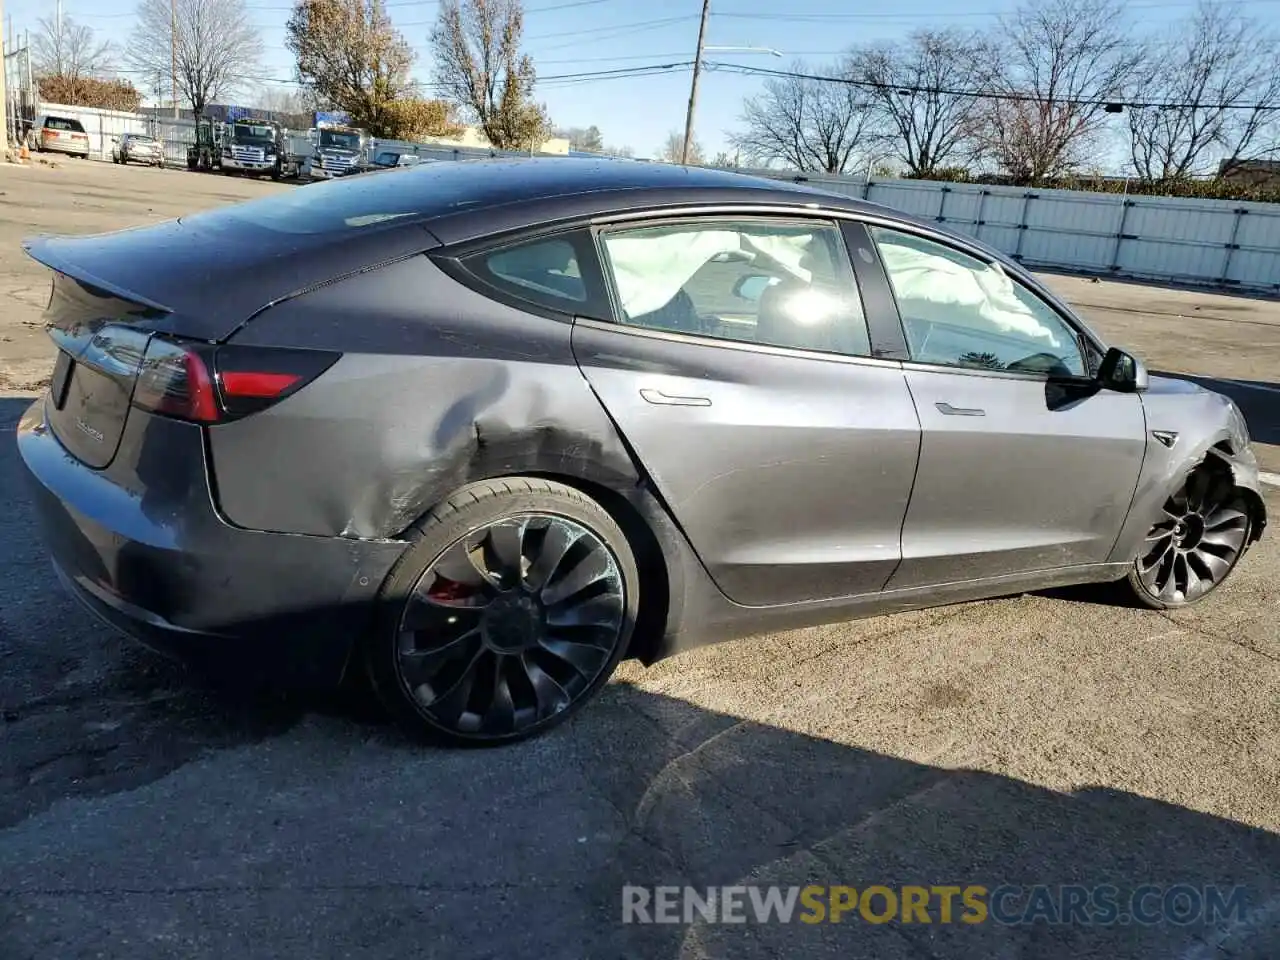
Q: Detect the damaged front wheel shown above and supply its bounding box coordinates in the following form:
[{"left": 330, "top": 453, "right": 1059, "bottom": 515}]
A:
[
  {"left": 1125, "top": 462, "right": 1252, "bottom": 608},
  {"left": 365, "top": 477, "right": 640, "bottom": 745}
]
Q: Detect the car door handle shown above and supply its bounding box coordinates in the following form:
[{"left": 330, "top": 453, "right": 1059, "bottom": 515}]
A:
[
  {"left": 640, "top": 388, "right": 711, "bottom": 407},
  {"left": 936, "top": 402, "right": 985, "bottom": 417}
]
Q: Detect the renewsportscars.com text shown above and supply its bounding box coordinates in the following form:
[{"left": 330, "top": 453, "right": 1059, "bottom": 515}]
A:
[{"left": 621, "top": 884, "right": 1250, "bottom": 926}]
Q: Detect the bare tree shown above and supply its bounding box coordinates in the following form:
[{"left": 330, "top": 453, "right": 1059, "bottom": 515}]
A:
[
  {"left": 32, "top": 14, "right": 114, "bottom": 80},
  {"left": 977, "top": 0, "right": 1143, "bottom": 183},
  {"left": 553, "top": 124, "right": 604, "bottom": 152},
  {"left": 1126, "top": 1, "right": 1280, "bottom": 180},
  {"left": 127, "top": 0, "right": 262, "bottom": 116},
  {"left": 660, "top": 129, "right": 703, "bottom": 164},
  {"left": 286, "top": 0, "right": 419, "bottom": 135},
  {"left": 252, "top": 85, "right": 308, "bottom": 116},
  {"left": 729, "top": 60, "right": 888, "bottom": 174},
  {"left": 845, "top": 30, "right": 992, "bottom": 178},
  {"left": 430, "top": 0, "right": 549, "bottom": 151}
]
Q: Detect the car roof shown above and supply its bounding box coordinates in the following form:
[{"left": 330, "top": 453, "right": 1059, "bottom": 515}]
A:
[{"left": 364, "top": 156, "right": 908, "bottom": 244}]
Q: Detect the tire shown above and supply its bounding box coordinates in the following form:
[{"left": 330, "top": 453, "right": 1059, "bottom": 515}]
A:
[
  {"left": 364, "top": 477, "right": 641, "bottom": 746},
  {"left": 1124, "top": 461, "right": 1253, "bottom": 609}
]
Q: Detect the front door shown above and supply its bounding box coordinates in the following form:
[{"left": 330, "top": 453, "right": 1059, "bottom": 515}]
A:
[
  {"left": 864, "top": 225, "right": 1148, "bottom": 590},
  {"left": 571, "top": 215, "right": 921, "bottom": 606}
]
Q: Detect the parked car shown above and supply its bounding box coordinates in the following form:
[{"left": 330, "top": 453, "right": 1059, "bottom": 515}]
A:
[
  {"left": 111, "top": 133, "right": 165, "bottom": 167},
  {"left": 371, "top": 150, "right": 429, "bottom": 169},
  {"left": 32, "top": 114, "right": 90, "bottom": 158},
  {"left": 15, "top": 159, "right": 1267, "bottom": 746}
]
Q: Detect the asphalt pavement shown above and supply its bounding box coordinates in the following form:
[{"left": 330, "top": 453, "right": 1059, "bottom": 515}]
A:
[
  {"left": 1, "top": 393, "right": 1278, "bottom": 960},
  {"left": 1, "top": 160, "right": 1279, "bottom": 959}
]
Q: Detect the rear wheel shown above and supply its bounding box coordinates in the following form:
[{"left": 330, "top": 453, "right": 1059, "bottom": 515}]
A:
[
  {"left": 1125, "top": 462, "right": 1252, "bottom": 608},
  {"left": 365, "top": 478, "right": 640, "bottom": 746}
]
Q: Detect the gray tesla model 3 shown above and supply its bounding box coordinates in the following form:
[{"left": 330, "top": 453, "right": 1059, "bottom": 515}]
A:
[{"left": 15, "top": 158, "right": 1268, "bottom": 745}]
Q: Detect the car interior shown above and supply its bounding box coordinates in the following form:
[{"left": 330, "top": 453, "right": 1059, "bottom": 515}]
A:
[{"left": 619, "top": 228, "right": 871, "bottom": 356}]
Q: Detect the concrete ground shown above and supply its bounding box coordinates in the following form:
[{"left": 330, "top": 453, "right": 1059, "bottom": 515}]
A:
[{"left": 1, "top": 159, "right": 1277, "bottom": 960}]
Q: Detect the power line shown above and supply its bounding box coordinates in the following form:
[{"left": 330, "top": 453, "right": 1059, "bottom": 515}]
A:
[
  {"left": 113, "top": 60, "right": 691, "bottom": 89},
  {"left": 708, "top": 60, "right": 1280, "bottom": 112},
  {"left": 526, "top": 14, "right": 696, "bottom": 42},
  {"left": 709, "top": 0, "right": 1280, "bottom": 17}
]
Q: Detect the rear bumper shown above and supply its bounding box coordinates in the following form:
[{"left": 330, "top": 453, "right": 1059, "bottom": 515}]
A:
[
  {"left": 40, "top": 140, "right": 89, "bottom": 156},
  {"left": 16, "top": 398, "right": 408, "bottom": 687}
]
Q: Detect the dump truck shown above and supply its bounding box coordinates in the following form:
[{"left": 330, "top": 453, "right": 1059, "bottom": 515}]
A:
[
  {"left": 187, "top": 117, "right": 305, "bottom": 180},
  {"left": 309, "top": 121, "right": 370, "bottom": 179}
]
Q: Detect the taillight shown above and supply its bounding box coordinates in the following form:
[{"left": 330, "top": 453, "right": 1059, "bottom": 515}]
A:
[
  {"left": 213, "top": 345, "right": 341, "bottom": 418},
  {"left": 133, "top": 338, "right": 220, "bottom": 422},
  {"left": 132, "top": 338, "right": 339, "bottom": 422}
]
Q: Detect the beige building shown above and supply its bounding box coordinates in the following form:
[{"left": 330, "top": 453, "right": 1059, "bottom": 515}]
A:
[{"left": 421, "top": 124, "right": 570, "bottom": 155}]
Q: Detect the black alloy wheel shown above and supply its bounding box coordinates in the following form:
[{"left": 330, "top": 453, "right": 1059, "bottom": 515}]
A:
[
  {"left": 1128, "top": 464, "right": 1251, "bottom": 607},
  {"left": 366, "top": 478, "right": 640, "bottom": 745}
]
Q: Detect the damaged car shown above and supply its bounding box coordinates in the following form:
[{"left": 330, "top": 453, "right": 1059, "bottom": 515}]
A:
[{"left": 16, "top": 158, "right": 1267, "bottom": 745}]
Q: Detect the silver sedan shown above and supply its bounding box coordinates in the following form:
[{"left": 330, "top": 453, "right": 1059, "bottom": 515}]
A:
[{"left": 111, "top": 134, "right": 165, "bottom": 167}]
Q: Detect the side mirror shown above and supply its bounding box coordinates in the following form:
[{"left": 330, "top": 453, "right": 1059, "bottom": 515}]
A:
[
  {"left": 732, "top": 274, "right": 779, "bottom": 302},
  {"left": 1097, "top": 346, "right": 1149, "bottom": 393}
]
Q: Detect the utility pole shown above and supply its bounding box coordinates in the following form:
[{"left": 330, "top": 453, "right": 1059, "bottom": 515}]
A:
[
  {"left": 4, "top": 12, "right": 13, "bottom": 147},
  {"left": 23, "top": 28, "right": 30, "bottom": 141},
  {"left": 170, "top": 0, "right": 179, "bottom": 118},
  {"left": 0, "top": 0, "right": 6, "bottom": 150},
  {"left": 680, "top": 0, "right": 710, "bottom": 166}
]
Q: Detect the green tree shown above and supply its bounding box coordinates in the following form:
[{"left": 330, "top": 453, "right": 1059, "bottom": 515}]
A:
[
  {"left": 430, "top": 0, "right": 550, "bottom": 150},
  {"left": 286, "top": 0, "right": 434, "bottom": 137}
]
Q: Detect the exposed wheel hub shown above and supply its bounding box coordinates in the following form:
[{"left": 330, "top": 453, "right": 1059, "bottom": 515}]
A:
[{"left": 1171, "top": 514, "right": 1204, "bottom": 550}]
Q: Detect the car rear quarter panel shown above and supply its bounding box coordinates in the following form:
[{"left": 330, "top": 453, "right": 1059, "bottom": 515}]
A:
[{"left": 210, "top": 254, "right": 644, "bottom": 541}]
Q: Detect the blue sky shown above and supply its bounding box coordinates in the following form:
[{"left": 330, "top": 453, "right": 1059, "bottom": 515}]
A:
[{"left": 7, "top": 0, "right": 1280, "bottom": 162}]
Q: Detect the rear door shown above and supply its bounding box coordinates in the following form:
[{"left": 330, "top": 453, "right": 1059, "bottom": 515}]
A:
[
  {"left": 857, "top": 223, "right": 1148, "bottom": 590},
  {"left": 567, "top": 214, "right": 921, "bottom": 606}
]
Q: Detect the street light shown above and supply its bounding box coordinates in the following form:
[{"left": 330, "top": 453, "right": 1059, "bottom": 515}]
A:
[
  {"left": 703, "top": 46, "right": 784, "bottom": 56},
  {"left": 680, "top": 4, "right": 786, "bottom": 166}
]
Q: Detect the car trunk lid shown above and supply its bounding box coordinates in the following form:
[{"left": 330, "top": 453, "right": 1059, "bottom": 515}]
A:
[
  {"left": 24, "top": 199, "right": 438, "bottom": 468},
  {"left": 40, "top": 272, "right": 157, "bottom": 468},
  {"left": 23, "top": 209, "right": 437, "bottom": 344}
]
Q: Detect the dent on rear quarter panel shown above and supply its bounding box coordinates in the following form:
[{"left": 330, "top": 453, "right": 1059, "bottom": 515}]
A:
[{"left": 208, "top": 254, "right": 643, "bottom": 539}]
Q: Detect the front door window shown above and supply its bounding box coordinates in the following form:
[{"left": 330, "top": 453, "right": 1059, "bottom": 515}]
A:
[{"left": 870, "top": 226, "right": 1087, "bottom": 378}]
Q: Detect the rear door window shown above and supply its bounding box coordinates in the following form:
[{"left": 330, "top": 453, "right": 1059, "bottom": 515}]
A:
[
  {"left": 449, "top": 228, "right": 612, "bottom": 320},
  {"left": 483, "top": 238, "right": 587, "bottom": 304}
]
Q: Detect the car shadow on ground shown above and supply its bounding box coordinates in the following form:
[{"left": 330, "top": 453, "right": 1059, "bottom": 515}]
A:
[
  {"left": 2, "top": 395, "right": 1278, "bottom": 958},
  {"left": 1153, "top": 371, "right": 1280, "bottom": 447}
]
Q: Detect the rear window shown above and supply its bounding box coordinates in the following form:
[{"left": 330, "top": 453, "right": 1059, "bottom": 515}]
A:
[
  {"left": 128, "top": 134, "right": 155, "bottom": 142},
  {"left": 45, "top": 116, "right": 85, "bottom": 132},
  {"left": 182, "top": 164, "right": 491, "bottom": 236},
  {"left": 179, "top": 158, "right": 631, "bottom": 238}
]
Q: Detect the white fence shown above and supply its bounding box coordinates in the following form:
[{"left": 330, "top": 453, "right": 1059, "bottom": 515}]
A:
[
  {"left": 31, "top": 100, "right": 1280, "bottom": 293},
  {"left": 753, "top": 171, "right": 1280, "bottom": 295},
  {"left": 34, "top": 101, "right": 197, "bottom": 166}
]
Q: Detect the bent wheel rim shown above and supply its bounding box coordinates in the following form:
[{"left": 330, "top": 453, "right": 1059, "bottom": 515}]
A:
[
  {"left": 1136, "top": 468, "right": 1248, "bottom": 603},
  {"left": 396, "top": 514, "right": 626, "bottom": 737}
]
